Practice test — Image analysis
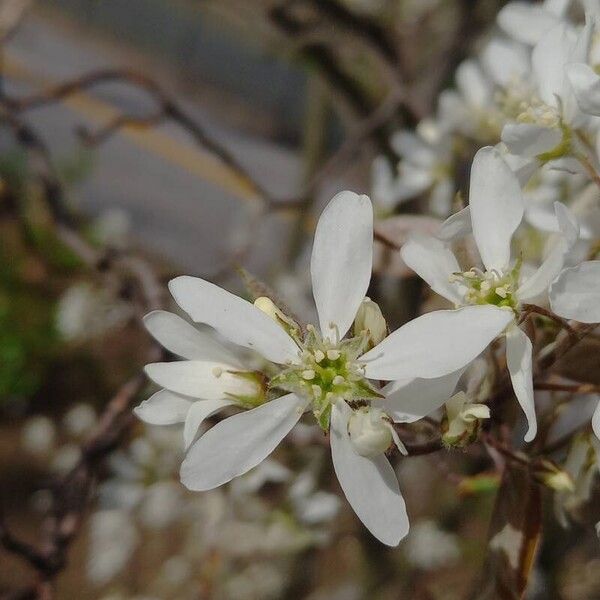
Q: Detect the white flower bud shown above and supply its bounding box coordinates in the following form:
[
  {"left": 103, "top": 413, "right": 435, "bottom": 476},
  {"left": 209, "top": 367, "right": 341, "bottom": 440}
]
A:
[
  {"left": 254, "top": 296, "right": 299, "bottom": 336},
  {"left": 353, "top": 297, "right": 387, "bottom": 348},
  {"left": 348, "top": 407, "right": 393, "bottom": 457},
  {"left": 443, "top": 392, "right": 490, "bottom": 447}
]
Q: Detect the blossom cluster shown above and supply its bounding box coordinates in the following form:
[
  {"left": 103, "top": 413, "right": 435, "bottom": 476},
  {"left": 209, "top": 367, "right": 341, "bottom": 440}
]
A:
[{"left": 133, "top": 1, "right": 600, "bottom": 549}]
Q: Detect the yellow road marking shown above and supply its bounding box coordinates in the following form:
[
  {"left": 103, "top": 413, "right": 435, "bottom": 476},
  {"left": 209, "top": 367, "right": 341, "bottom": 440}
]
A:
[{"left": 3, "top": 54, "right": 267, "bottom": 203}]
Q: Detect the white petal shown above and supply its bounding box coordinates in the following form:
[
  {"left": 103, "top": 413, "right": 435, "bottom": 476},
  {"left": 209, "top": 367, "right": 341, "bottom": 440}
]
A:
[
  {"left": 183, "top": 399, "right": 237, "bottom": 449},
  {"left": 592, "top": 400, "right": 600, "bottom": 440},
  {"left": 469, "top": 147, "right": 524, "bottom": 271},
  {"left": 379, "top": 369, "right": 465, "bottom": 423},
  {"left": 168, "top": 276, "right": 299, "bottom": 364},
  {"left": 456, "top": 60, "right": 491, "bottom": 108},
  {"left": 517, "top": 241, "right": 567, "bottom": 302},
  {"left": 311, "top": 191, "right": 373, "bottom": 339},
  {"left": 498, "top": 3, "right": 560, "bottom": 45},
  {"left": 549, "top": 261, "right": 600, "bottom": 322},
  {"left": 145, "top": 361, "right": 248, "bottom": 399},
  {"left": 532, "top": 23, "right": 577, "bottom": 107},
  {"left": 501, "top": 123, "right": 563, "bottom": 158},
  {"left": 518, "top": 201, "right": 578, "bottom": 302},
  {"left": 437, "top": 206, "right": 472, "bottom": 241},
  {"left": 363, "top": 305, "right": 514, "bottom": 380},
  {"left": 481, "top": 38, "right": 530, "bottom": 86},
  {"left": 330, "top": 402, "right": 409, "bottom": 546},
  {"left": 543, "top": 0, "right": 570, "bottom": 17},
  {"left": 134, "top": 389, "right": 193, "bottom": 425},
  {"left": 566, "top": 62, "right": 600, "bottom": 117},
  {"left": 400, "top": 233, "right": 463, "bottom": 304},
  {"left": 505, "top": 327, "right": 537, "bottom": 442},
  {"left": 391, "top": 131, "right": 435, "bottom": 166},
  {"left": 181, "top": 393, "right": 307, "bottom": 491},
  {"left": 143, "top": 310, "right": 242, "bottom": 366}
]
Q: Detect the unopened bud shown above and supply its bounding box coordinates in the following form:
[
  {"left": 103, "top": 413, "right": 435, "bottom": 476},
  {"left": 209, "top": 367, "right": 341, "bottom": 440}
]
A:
[
  {"left": 348, "top": 407, "right": 393, "bottom": 457},
  {"left": 354, "top": 297, "right": 387, "bottom": 348},
  {"left": 254, "top": 296, "right": 300, "bottom": 336},
  {"left": 442, "top": 392, "right": 490, "bottom": 448},
  {"left": 533, "top": 459, "right": 575, "bottom": 492}
]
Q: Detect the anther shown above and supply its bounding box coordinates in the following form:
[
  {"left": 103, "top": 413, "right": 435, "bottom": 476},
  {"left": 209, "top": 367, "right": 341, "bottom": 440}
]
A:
[
  {"left": 212, "top": 367, "right": 223, "bottom": 378},
  {"left": 302, "top": 369, "right": 316, "bottom": 381}
]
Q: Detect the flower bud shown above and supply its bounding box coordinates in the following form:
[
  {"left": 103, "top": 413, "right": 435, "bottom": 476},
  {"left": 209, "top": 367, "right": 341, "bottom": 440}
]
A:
[
  {"left": 533, "top": 459, "right": 575, "bottom": 493},
  {"left": 442, "top": 392, "right": 490, "bottom": 448},
  {"left": 254, "top": 296, "right": 300, "bottom": 337},
  {"left": 348, "top": 407, "right": 393, "bottom": 457},
  {"left": 353, "top": 297, "right": 387, "bottom": 348}
]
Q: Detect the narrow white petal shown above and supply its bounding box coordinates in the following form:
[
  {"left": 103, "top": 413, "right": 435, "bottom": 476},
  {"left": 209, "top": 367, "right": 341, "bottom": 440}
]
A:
[
  {"left": 145, "top": 361, "right": 249, "bottom": 400},
  {"left": 391, "top": 131, "right": 435, "bottom": 166},
  {"left": 437, "top": 206, "right": 472, "bottom": 241},
  {"left": 181, "top": 393, "right": 307, "bottom": 491},
  {"left": 469, "top": 147, "right": 524, "bottom": 271},
  {"left": 543, "top": 0, "right": 570, "bottom": 17},
  {"left": 506, "top": 327, "right": 537, "bottom": 442},
  {"left": 311, "top": 191, "right": 373, "bottom": 339},
  {"left": 482, "top": 39, "right": 530, "bottom": 86},
  {"left": 183, "top": 399, "right": 237, "bottom": 449},
  {"left": 144, "top": 310, "right": 242, "bottom": 365},
  {"left": 363, "top": 305, "right": 514, "bottom": 380},
  {"left": 501, "top": 123, "right": 563, "bottom": 158},
  {"left": 592, "top": 400, "right": 600, "bottom": 440},
  {"left": 517, "top": 241, "right": 567, "bottom": 302},
  {"left": 518, "top": 202, "right": 579, "bottom": 302},
  {"left": 169, "top": 276, "right": 299, "bottom": 364},
  {"left": 550, "top": 261, "right": 600, "bottom": 322},
  {"left": 532, "top": 23, "right": 577, "bottom": 107},
  {"left": 498, "top": 3, "right": 560, "bottom": 45},
  {"left": 566, "top": 63, "right": 600, "bottom": 117},
  {"left": 134, "top": 389, "right": 193, "bottom": 425},
  {"left": 400, "top": 233, "right": 463, "bottom": 304},
  {"left": 379, "top": 369, "right": 465, "bottom": 423},
  {"left": 456, "top": 60, "right": 491, "bottom": 108},
  {"left": 330, "top": 403, "right": 409, "bottom": 546}
]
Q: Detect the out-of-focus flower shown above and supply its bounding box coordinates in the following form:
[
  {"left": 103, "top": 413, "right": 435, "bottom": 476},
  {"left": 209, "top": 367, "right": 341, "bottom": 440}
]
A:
[
  {"left": 21, "top": 416, "right": 55, "bottom": 455},
  {"left": 223, "top": 562, "right": 287, "bottom": 600},
  {"left": 87, "top": 509, "right": 138, "bottom": 585},
  {"left": 62, "top": 403, "right": 97, "bottom": 437},
  {"left": 56, "top": 283, "right": 132, "bottom": 342},
  {"left": 92, "top": 207, "right": 131, "bottom": 250},
  {"left": 404, "top": 520, "right": 461, "bottom": 569}
]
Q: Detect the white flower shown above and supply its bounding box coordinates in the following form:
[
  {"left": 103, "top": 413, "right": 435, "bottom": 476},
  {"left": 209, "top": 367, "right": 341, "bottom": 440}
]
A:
[
  {"left": 500, "top": 17, "right": 596, "bottom": 161},
  {"left": 138, "top": 191, "right": 511, "bottom": 545},
  {"left": 401, "top": 147, "right": 580, "bottom": 441},
  {"left": 379, "top": 127, "right": 454, "bottom": 216}
]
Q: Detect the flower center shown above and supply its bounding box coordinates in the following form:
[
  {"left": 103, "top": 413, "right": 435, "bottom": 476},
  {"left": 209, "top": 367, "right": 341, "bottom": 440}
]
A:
[
  {"left": 450, "top": 263, "right": 521, "bottom": 312},
  {"left": 270, "top": 325, "right": 381, "bottom": 430}
]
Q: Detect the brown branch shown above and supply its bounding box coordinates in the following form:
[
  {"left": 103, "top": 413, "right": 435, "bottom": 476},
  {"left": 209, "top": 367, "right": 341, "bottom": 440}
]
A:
[{"left": 1, "top": 68, "right": 278, "bottom": 206}]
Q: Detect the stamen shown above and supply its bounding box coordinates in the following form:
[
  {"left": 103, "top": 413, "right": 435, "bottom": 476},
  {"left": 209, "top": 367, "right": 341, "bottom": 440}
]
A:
[
  {"left": 327, "top": 349, "right": 340, "bottom": 361},
  {"left": 212, "top": 367, "right": 223, "bottom": 378},
  {"left": 302, "top": 369, "right": 316, "bottom": 380}
]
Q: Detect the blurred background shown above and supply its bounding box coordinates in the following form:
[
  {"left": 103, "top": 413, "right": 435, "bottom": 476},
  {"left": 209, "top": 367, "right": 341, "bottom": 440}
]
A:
[{"left": 1, "top": 1, "right": 600, "bottom": 599}]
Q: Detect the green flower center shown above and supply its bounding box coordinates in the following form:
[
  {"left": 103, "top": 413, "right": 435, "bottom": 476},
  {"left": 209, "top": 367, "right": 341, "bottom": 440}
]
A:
[
  {"left": 451, "top": 262, "right": 521, "bottom": 312},
  {"left": 270, "top": 325, "right": 381, "bottom": 430}
]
